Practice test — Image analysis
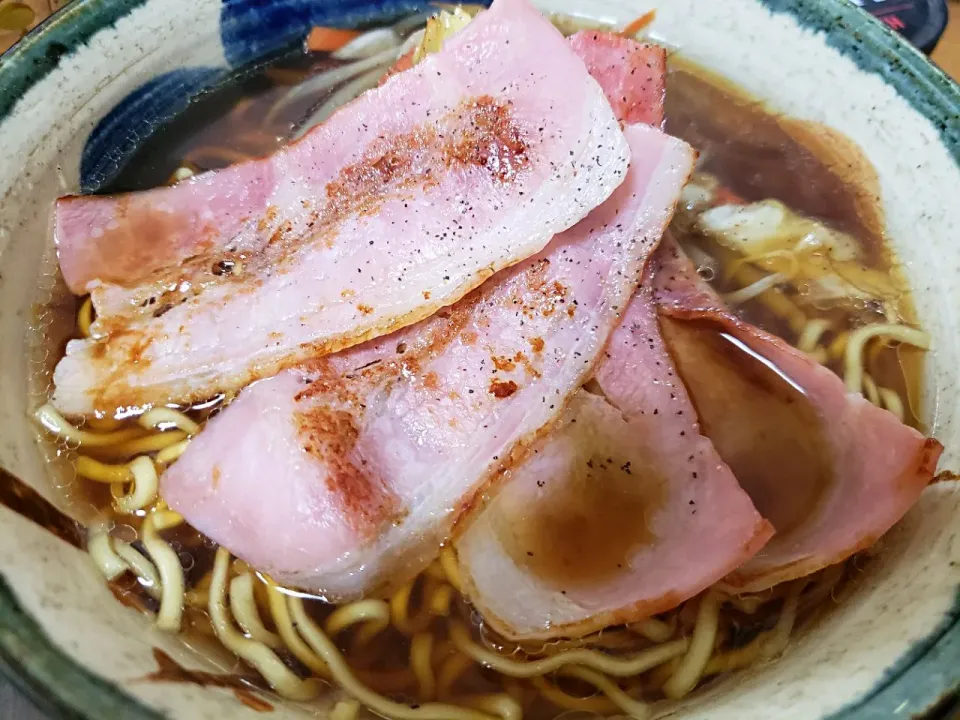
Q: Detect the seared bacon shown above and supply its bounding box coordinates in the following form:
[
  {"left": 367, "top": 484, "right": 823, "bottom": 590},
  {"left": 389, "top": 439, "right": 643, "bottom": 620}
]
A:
[
  {"left": 160, "top": 124, "right": 696, "bottom": 598},
  {"left": 51, "top": 0, "right": 630, "bottom": 415},
  {"left": 566, "top": 31, "right": 666, "bottom": 128},
  {"left": 456, "top": 281, "right": 773, "bottom": 640},
  {"left": 652, "top": 238, "right": 942, "bottom": 592}
]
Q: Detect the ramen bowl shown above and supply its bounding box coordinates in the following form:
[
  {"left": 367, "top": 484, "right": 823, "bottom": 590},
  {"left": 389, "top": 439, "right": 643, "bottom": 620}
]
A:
[{"left": 0, "top": 0, "right": 958, "bottom": 718}]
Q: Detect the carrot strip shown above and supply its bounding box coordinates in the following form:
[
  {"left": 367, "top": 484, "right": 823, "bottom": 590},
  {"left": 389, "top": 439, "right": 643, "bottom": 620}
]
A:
[
  {"left": 306, "top": 27, "right": 362, "bottom": 53},
  {"left": 378, "top": 49, "right": 415, "bottom": 86},
  {"left": 621, "top": 10, "right": 656, "bottom": 37}
]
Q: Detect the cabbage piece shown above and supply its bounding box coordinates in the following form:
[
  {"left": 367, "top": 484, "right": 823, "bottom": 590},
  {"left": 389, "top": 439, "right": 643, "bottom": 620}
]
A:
[
  {"left": 698, "top": 199, "right": 860, "bottom": 262},
  {"left": 413, "top": 7, "right": 474, "bottom": 64}
]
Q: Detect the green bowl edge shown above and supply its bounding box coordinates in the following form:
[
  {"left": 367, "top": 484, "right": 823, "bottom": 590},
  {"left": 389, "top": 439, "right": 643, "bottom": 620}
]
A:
[{"left": 0, "top": 0, "right": 956, "bottom": 718}]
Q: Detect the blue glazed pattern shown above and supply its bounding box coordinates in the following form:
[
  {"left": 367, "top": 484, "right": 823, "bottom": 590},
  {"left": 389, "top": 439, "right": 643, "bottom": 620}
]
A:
[
  {"left": 220, "top": 0, "right": 431, "bottom": 67},
  {"left": 80, "top": 67, "right": 222, "bottom": 192}
]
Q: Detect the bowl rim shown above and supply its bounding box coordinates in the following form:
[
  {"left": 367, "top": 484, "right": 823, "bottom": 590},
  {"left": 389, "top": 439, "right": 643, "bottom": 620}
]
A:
[{"left": 0, "top": 0, "right": 958, "bottom": 718}]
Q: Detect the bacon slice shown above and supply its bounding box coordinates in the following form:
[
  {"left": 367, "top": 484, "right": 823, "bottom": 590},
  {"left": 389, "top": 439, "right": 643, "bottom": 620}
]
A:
[
  {"left": 455, "top": 280, "right": 772, "bottom": 641},
  {"left": 51, "top": 0, "right": 630, "bottom": 415},
  {"left": 566, "top": 31, "right": 666, "bottom": 128},
  {"left": 651, "top": 238, "right": 942, "bottom": 592},
  {"left": 159, "top": 125, "right": 696, "bottom": 598}
]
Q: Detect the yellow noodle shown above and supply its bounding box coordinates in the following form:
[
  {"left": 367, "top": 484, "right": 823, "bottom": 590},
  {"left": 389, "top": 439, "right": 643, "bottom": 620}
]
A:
[
  {"left": 288, "top": 595, "right": 499, "bottom": 720},
  {"left": 141, "top": 510, "right": 185, "bottom": 633},
  {"left": 429, "top": 583, "right": 455, "bottom": 616},
  {"left": 878, "top": 387, "right": 905, "bottom": 421},
  {"left": 723, "top": 271, "right": 791, "bottom": 306},
  {"left": 437, "top": 652, "right": 474, "bottom": 698},
  {"left": 411, "top": 632, "right": 436, "bottom": 700},
  {"left": 828, "top": 331, "right": 849, "bottom": 361},
  {"left": 723, "top": 590, "right": 774, "bottom": 615},
  {"left": 87, "top": 523, "right": 127, "bottom": 581},
  {"left": 630, "top": 617, "right": 678, "bottom": 643},
  {"left": 209, "top": 549, "right": 322, "bottom": 701},
  {"left": 439, "top": 547, "right": 463, "bottom": 592},
  {"left": 34, "top": 404, "right": 144, "bottom": 447},
  {"left": 92, "top": 431, "right": 189, "bottom": 461},
  {"left": 139, "top": 408, "right": 200, "bottom": 435},
  {"left": 330, "top": 699, "right": 361, "bottom": 720},
  {"left": 759, "top": 581, "right": 805, "bottom": 661},
  {"left": 844, "top": 323, "right": 930, "bottom": 394},
  {"left": 230, "top": 574, "right": 282, "bottom": 648},
  {"left": 155, "top": 439, "right": 192, "bottom": 466},
  {"left": 114, "top": 540, "right": 162, "bottom": 600},
  {"left": 391, "top": 576, "right": 435, "bottom": 635},
  {"left": 663, "top": 591, "right": 721, "bottom": 699},
  {"left": 717, "top": 250, "right": 807, "bottom": 333},
  {"left": 532, "top": 676, "right": 619, "bottom": 714},
  {"left": 798, "top": 318, "right": 831, "bottom": 355},
  {"left": 455, "top": 694, "right": 523, "bottom": 720},
  {"left": 558, "top": 666, "right": 650, "bottom": 720},
  {"left": 424, "top": 560, "right": 448, "bottom": 581},
  {"left": 862, "top": 374, "right": 880, "bottom": 407},
  {"left": 77, "top": 297, "right": 94, "bottom": 338},
  {"left": 449, "top": 621, "right": 688, "bottom": 678},
  {"left": 266, "top": 583, "right": 331, "bottom": 677},
  {"left": 325, "top": 599, "right": 391, "bottom": 639},
  {"left": 76, "top": 456, "right": 133, "bottom": 484},
  {"left": 115, "top": 456, "right": 159, "bottom": 514}
]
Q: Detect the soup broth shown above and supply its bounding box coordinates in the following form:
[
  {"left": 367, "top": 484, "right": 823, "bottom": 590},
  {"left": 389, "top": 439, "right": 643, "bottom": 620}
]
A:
[{"left": 25, "top": 11, "right": 932, "bottom": 720}]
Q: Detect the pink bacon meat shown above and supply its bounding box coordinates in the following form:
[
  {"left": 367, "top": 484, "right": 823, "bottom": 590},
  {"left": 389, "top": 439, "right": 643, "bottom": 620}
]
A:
[
  {"left": 652, "top": 238, "right": 942, "bottom": 592},
  {"left": 160, "top": 124, "right": 696, "bottom": 599},
  {"left": 455, "top": 283, "right": 774, "bottom": 640},
  {"left": 51, "top": 0, "right": 630, "bottom": 415}
]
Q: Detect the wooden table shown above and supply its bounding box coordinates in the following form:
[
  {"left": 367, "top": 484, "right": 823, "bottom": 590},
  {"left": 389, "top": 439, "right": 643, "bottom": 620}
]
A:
[{"left": 0, "top": 1, "right": 958, "bottom": 719}]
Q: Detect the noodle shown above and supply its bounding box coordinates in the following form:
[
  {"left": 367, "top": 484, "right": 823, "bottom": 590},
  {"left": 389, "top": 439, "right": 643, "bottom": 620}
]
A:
[
  {"left": 844, "top": 323, "right": 930, "bottom": 394},
  {"left": 34, "top": 404, "right": 144, "bottom": 447},
  {"left": 141, "top": 510, "right": 186, "bottom": 632},
  {"left": 115, "top": 456, "right": 160, "bottom": 513},
  {"left": 532, "top": 676, "right": 619, "bottom": 714},
  {"left": 391, "top": 576, "right": 437, "bottom": 635},
  {"left": 557, "top": 666, "right": 650, "bottom": 719},
  {"left": 209, "top": 549, "right": 323, "bottom": 700},
  {"left": 449, "top": 621, "right": 689, "bottom": 678},
  {"left": 797, "top": 318, "right": 831, "bottom": 355},
  {"left": 662, "top": 591, "right": 721, "bottom": 699},
  {"left": 411, "top": 632, "right": 437, "bottom": 700},
  {"left": 266, "top": 583, "right": 331, "bottom": 677},
  {"left": 439, "top": 547, "right": 463, "bottom": 592},
  {"left": 87, "top": 523, "right": 127, "bottom": 581},
  {"left": 630, "top": 616, "right": 678, "bottom": 643},
  {"left": 155, "top": 439, "right": 192, "bottom": 466},
  {"left": 114, "top": 541, "right": 162, "bottom": 600},
  {"left": 325, "top": 598, "right": 391, "bottom": 642},
  {"left": 331, "top": 699, "right": 362, "bottom": 720},
  {"left": 437, "top": 652, "right": 474, "bottom": 698},
  {"left": 76, "top": 456, "right": 132, "bottom": 483},
  {"left": 230, "top": 574, "right": 283, "bottom": 648},
  {"left": 288, "top": 595, "right": 507, "bottom": 720},
  {"left": 77, "top": 297, "right": 94, "bottom": 338},
  {"left": 139, "top": 408, "right": 200, "bottom": 435}
]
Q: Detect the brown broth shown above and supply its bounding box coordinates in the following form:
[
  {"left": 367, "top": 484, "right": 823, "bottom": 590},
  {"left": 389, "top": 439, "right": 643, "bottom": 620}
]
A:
[{"left": 9, "top": 22, "right": 930, "bottom": 720}]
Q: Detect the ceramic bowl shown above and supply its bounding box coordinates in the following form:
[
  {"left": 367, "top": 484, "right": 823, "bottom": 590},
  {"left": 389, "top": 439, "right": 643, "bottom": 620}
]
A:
[{"left": 0, "top": 0, "right": 958, "bottom": 718}]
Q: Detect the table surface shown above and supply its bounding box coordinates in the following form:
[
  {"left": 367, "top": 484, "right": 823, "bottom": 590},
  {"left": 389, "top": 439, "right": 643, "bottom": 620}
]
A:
[{"left": 0, "top": 2, "right": 959, "bottom": 719}]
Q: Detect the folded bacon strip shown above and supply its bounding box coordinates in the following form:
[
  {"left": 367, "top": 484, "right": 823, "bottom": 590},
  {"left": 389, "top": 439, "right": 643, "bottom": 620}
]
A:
[
  {"left": 51, "top": 0, "right": 630, "bottom": 415},
  {"left": 566, "top": 31, "right": 666, "bottom": 128},
  {"left": 160, "top": 124, "right": 696, "bottom": 599},
  {"left": 651, "top": 238, "right": 943, "bottom": 592},
  {"left": 456, "top": 283, "right": 773, "bottom": 640}
]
